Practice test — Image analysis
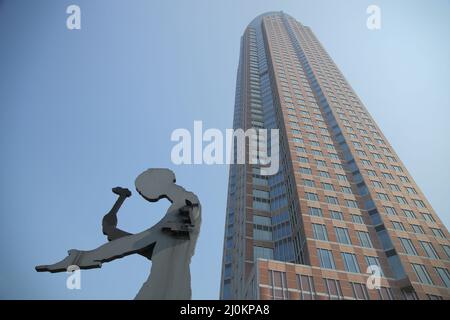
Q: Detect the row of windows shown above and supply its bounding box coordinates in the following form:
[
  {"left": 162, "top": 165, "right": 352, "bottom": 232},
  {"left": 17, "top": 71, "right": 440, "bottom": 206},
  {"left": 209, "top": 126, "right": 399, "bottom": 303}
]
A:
[
  {"left": 398, "top": 237, "right": 447, "bottom": 261},
  {"left": 312, "top": 223, "right": 372, "bottom": 248},
  {"left": 376, "top": 191, "right": 427, "bottom": 209},
  {"left": 302, "top": 178, "right": 349, "bottom": 192},
  {"left": 360, "top": 158, "right": 405, "bottom": 172},
  {"left": 298, "top": 166, "right": 349, "bottom": 183},
  {"left": 365, "top": 168, "right": 411, "bottom": 184},
  {"left": 383, "top": 206, "right": 436, "bottom": 223},
  {"left": 373, "top": 181, "right": 416, "bottom": 193},
  {"left": 290, "top": 118, "right": 330, "bottom": 134},
  {"left": 295, "top": 143, "right": 341, "bottom": 161},
  {"left": 308, "top": 206, "right": 366, "bottom": 225},
  {"left": 381, "top": 206, "right": 446, "bottom": 239},
  {"left": 317, "top": 248, "right": 381, "bottom": 274},
  {"left": 360, "top": 168, "right": 417, "bottom": 198},
  {"left": 298, "top": 158, "right": 341, "bottom": 173},
  {"left": 411, "top": 263, "right": 450, "bottom": 288},
  {"left": 291, "top": 135, "right": 336, "bottom": 151},
  {"left": 302, "top": 192, "right": 358, "bottom": 208},
  {"left": 266, "top": 270, "right": 393, "bottom": 300},
  {"left": 309, "top": 206, "right": 449, "bottom": 257},
  {"left": 316, "top": 248, "right": 450, "bottom": 288},
  {"left": 388, "top": 214, "right": 444, "bottom": 232},
  {"left": 297, "top": 155, "right": 344, "bottom": 169}
]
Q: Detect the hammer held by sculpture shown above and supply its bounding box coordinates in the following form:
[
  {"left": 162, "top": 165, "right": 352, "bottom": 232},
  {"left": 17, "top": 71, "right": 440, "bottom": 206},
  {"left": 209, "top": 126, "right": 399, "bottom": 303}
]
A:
[{"left": 35, "top": 168, "right": 201, "bottom": 300}]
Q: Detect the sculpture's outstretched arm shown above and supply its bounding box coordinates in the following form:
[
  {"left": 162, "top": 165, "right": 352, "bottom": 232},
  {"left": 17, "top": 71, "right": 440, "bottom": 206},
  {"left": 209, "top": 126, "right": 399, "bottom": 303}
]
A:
[
  {"left": 35, "top": 229, "right": 159, "bottom": 273},
  {"left": 35, "top": 189, "right": 200, "bottom": 273}
]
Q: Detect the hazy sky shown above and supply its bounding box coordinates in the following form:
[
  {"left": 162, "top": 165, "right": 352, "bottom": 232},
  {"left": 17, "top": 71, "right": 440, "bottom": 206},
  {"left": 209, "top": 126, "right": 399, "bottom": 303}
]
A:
[{"left": 0, "top": 0, "right": 449, "bottom": 299}]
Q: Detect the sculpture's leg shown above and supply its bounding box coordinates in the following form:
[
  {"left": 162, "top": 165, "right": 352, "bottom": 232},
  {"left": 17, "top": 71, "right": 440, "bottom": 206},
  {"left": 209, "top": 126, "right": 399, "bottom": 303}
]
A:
[{"left": 134, "top": 240, "right": 192, "bottom": 300}]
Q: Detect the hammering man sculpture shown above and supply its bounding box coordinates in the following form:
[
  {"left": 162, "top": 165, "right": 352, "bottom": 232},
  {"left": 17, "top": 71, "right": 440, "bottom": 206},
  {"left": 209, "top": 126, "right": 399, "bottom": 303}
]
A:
[{"left": 36, "top": 168, "right": 201, "bottom": 299}]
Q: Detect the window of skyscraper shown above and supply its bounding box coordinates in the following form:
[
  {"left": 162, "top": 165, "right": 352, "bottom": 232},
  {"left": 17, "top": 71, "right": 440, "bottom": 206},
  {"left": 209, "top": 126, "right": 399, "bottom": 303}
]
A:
[
  {"left": 350, "top": 282, "right": 369, "bottom": 300},
  {"left": 296, "top": 274, "right": 316, "bottom": 300},
  {"left": 324, "top": 278, "right": 343, "bottom": 300},
  {"left": 312, "top": 224, "right": 328, "bottom": 241},
  {"left": 419, "top": 241, "right": 439, "bottom": 259},
  {"left": 326, "top": 196, "right": 339, "bottom": 205},
  {"left": 411, "top": 263, "right": 434, "bottom": 285},
  {"left": 330, "top": 210, "right": 344, "bottom": 221},
  {"left": 411, "top": 224, "right": 425, "bottom": 234},
  {"left": 392, "top": 221, "right": 406, "bottom": 231},
  {"left": 253, "top": 246, "right": 274, "bottom": 261},
  {"left": 317, "top": 249, "right": 336, "bottom": 270},
  {"left": 350, "top": 214, "right": 363, "bottom": 224},
  {"left": 434, "top": 267, "right": 450, "bottom": 288},
  {"left": 365, "top": 256, "right": 384, "bottom": 276},
  {"left": 357, "top": 231, "right": 373, "bottom": 248},
  {"left": 399, "top": 238, "right": 418, "bottom": 256},
  {"left": 342, "top": 253, "right": 361, "bottom": 273},
  {"left": 335, "top": 227, "right": 351, "bottom": 245},
  {"left": 308, "top": 207, "right": 323, "bottom": 217},
  {"left": 431, "top": 228, "right": 445, "bottom": 238}
]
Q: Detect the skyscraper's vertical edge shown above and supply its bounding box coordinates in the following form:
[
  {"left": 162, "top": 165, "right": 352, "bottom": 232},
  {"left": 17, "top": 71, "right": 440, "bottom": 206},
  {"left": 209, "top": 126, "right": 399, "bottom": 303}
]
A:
[
  {"left": 221, "top": 12, "right": 450, "bottom": 300},
  {"left": 220, "top": 34, "right": 244, "bottom": 300}
]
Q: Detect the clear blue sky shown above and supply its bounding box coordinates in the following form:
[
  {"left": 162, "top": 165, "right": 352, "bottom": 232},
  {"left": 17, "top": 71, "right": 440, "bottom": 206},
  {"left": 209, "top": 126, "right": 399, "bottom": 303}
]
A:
[{"left": 0, "top": 0, "right": 449, "bottom": 299}]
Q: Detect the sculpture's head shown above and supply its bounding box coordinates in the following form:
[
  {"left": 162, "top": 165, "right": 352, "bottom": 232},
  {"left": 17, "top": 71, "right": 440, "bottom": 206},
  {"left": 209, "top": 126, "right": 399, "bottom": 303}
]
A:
[{"left": 135, "top": 168, "right": 176, "bottom": 202}]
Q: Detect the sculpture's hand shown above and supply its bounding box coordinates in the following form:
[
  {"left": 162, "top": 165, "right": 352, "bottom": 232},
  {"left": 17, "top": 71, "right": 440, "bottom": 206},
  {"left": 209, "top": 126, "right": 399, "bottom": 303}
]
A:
[
  {"left": 36, "top": 249, "right": 81, "bottom": 273},
  {"left": 112, "top": 187, "right": 132, "bottom": 198},
  {"left": 35, "top": 249, "right": 101, "bottom": 273}
]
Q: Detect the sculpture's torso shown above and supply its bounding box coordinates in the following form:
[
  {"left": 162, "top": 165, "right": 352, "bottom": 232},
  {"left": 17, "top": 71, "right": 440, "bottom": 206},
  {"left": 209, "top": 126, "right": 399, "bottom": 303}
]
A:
[{"left": 135, "top": 193, "right": 201, "bottom": 300}]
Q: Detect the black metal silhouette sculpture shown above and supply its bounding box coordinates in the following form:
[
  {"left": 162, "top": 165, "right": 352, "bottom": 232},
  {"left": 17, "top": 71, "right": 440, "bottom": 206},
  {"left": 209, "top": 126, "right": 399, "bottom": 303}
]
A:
[{"left": 36, "top": 168, "right": 201, "bottom": 299}]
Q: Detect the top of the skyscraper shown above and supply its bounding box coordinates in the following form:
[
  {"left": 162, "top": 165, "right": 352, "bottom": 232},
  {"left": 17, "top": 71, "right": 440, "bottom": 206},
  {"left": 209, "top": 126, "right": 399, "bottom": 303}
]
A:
[
  {"left": 248, "top": 11, "right": 284, "bottom": 27},
  {"left": 246, "top": 11, "right": 305, "bottom": 31}
]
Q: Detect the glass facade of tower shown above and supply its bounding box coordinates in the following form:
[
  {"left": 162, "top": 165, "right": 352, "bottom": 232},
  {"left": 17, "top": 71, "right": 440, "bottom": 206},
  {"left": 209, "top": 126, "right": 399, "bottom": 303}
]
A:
[{"left": 220, "top": 12, "right": 450, "bottom": 300}]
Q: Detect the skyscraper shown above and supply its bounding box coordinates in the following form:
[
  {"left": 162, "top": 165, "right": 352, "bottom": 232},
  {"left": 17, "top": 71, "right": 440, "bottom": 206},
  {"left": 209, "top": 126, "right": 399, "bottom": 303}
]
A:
[{"left": 220, "top": 12, "right": 450, "bottom": 300}]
